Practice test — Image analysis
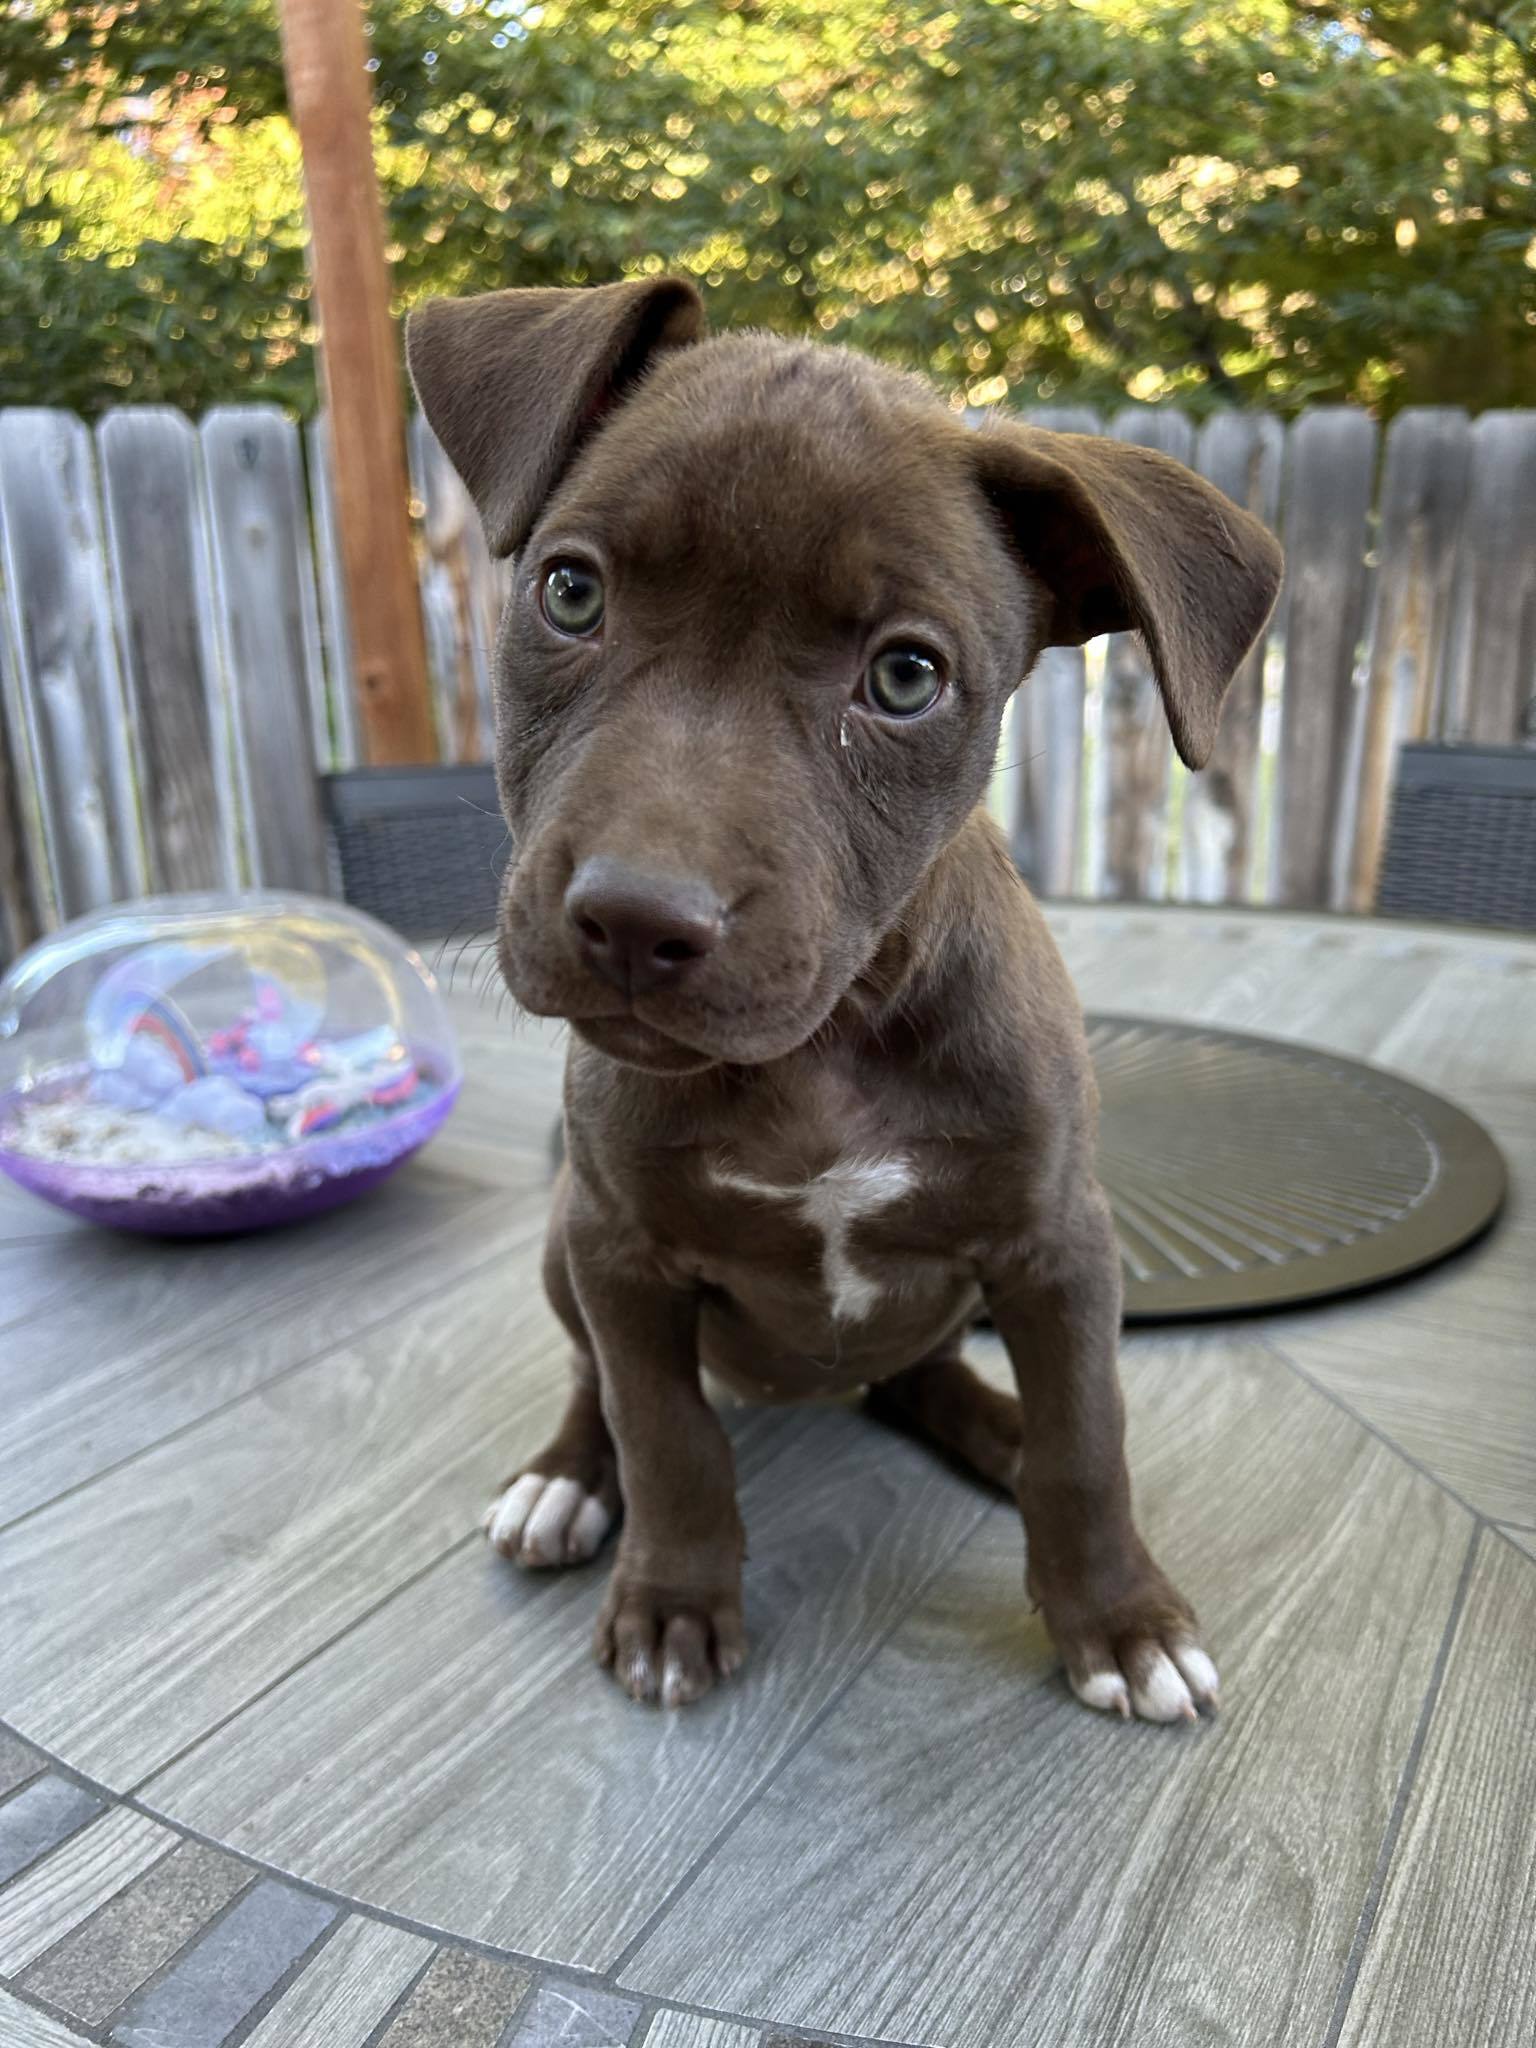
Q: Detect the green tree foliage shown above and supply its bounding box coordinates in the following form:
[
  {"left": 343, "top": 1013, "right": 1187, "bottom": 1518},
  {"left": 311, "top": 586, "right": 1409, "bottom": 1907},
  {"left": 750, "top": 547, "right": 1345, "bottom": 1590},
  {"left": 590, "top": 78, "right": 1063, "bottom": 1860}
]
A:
[{"left": 2, "top": 0, "right": 1532, "bottom": 417}]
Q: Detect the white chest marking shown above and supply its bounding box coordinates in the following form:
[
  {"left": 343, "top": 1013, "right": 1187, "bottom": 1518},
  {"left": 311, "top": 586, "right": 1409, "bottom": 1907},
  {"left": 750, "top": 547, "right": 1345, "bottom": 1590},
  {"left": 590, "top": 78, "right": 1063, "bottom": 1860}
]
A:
[{"left": 712, "top": 1154, "right": 916, "bottom": 1322}]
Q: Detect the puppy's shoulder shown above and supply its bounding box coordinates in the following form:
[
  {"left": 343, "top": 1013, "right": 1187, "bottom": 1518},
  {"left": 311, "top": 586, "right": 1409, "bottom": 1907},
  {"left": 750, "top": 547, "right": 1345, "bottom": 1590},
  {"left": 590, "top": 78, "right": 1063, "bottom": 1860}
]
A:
[
  {"left": 911, "top": 811, "right": 1096, "bottom": 1126},
  {"left": 926, "top": 812, "right": 1079, "bottom": 1009}
]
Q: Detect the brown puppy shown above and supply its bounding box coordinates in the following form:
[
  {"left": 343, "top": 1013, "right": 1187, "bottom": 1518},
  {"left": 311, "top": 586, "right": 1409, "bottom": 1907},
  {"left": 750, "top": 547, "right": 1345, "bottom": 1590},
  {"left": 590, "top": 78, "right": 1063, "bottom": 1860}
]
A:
[{"left": 408, "top": 279, "right": 1282, "bottom": 1721}]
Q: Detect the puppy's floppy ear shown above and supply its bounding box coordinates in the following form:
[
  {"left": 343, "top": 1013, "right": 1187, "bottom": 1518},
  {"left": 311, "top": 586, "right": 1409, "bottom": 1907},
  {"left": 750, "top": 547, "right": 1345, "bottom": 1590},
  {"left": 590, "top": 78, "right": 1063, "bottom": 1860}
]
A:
[
  {"left": 405, "top": 277, "right": 706, "bottom": 557},
  {"left": 973, "top": 420, "right": 1283, "bottom": 769}
]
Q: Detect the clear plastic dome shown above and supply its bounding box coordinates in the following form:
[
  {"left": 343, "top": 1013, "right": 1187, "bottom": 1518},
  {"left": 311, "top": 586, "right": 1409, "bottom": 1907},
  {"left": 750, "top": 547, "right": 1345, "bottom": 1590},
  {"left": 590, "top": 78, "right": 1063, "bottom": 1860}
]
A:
[{"left": 0, "top": 892, "right": 462, "bottom": 1235}]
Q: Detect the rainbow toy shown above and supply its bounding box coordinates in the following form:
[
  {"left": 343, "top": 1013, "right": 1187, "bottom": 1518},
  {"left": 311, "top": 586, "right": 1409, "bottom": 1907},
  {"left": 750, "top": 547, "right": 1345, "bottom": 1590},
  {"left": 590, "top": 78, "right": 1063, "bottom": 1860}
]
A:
[
  {"left": 131, "top": 999, "right": 206, "bottom": 1080},
  {"left": 87, "top": 945, "right": 227, "bottom": 1080}
]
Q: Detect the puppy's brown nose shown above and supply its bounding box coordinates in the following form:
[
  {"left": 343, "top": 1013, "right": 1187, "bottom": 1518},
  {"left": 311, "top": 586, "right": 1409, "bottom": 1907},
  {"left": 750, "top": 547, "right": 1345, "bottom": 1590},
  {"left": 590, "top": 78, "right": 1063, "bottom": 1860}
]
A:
[{"left": 565, "top": 858, "right": 724, "bottom": 996}]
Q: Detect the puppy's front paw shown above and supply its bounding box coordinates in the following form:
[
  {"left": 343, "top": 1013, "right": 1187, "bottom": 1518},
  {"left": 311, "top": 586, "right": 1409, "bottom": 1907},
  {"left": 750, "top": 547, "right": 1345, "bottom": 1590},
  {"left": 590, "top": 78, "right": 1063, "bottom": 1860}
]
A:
[
  {"left": 483, "top": 1473, "right": 614, "bottom": 1567},
  {"left": 594, "top": 1574, "right": 746, "bottom": 1708},
  {"left": 1048, "top": 1579, "right": 1218, "bottom": 1725}
]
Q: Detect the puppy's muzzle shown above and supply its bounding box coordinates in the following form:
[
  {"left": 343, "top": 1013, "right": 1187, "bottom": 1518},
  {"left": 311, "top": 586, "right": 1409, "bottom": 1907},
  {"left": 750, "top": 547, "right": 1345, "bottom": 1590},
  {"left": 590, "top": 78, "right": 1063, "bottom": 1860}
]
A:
[{"left": 565, "top": 856, "right": 725, "bottom": 998}]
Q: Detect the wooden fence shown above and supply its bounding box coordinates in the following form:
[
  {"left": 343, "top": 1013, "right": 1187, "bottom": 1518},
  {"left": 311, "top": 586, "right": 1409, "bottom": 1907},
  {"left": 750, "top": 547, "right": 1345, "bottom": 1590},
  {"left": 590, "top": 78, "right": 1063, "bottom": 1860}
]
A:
[{"left": 1, "top": 399, "right": 1533, "bottom": 968}]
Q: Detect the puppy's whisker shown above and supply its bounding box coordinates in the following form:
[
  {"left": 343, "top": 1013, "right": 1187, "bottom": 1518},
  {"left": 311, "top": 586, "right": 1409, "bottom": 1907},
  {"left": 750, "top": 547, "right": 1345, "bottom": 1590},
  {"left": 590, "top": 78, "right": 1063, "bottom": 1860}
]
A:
[
  {"left": 429, "top": 915, "right": 473, "bottom": 976},
  {"left": 435, "top": 917, "right": 496, "bottom": 994},
  {"left": 990, "top": 746, "right": 1048, "bottom": 778},
  {"left": 452, "top": 932, "right": 490, "bottom": 991}
]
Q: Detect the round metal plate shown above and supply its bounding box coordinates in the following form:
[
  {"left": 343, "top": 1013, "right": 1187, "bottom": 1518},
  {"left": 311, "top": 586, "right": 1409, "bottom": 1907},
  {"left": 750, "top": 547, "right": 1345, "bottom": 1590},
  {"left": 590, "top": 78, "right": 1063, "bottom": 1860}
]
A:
[{"left": 1089, "top": 1015, "right": 1508, "bottom": 1322}]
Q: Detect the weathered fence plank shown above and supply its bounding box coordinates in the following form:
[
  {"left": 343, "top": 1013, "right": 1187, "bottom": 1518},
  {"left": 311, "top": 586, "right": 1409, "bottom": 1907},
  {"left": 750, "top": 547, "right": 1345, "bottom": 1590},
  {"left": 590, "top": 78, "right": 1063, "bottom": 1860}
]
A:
[
  {"left": 1439, "top": 411, "right": 1536, "bottom": 747},
  {"left": 1272, "top": 406, "right": 1379, "bottom": 909},
  {"left": 200, "top": 407, "right": 331, "bottom": 893},
  {"left": 1338, "top": 408, "right": 1473, "bottom": 912},
  {"left": 97, "top": 407, "right": 237, "bottom": 896},
  {"left": 0, "top": 410, "right": 145, "bottom": 921},
  {"left": 409, "top": 414, "right": 498, "bottom": 763},
  {"left": 1006, "top": 407, "right": 1101, "bottom": 893},
  {"left": 1180, "top": 411, "right": 1284, "bottom": 903},
  {"left": 305, "top": 414, "right": 361, "bottom": 771},
  {"left": 0, "top": 652, "right": 43, "bottom": 964},
  {"left": 1093, "top": 407, "right": 1195, "bottom": 899}
]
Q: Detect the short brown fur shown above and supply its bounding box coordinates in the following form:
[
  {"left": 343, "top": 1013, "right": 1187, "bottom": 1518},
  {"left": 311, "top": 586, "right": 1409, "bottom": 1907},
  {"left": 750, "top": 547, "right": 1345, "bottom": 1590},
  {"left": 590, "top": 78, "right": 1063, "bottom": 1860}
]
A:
[{"left": 408, "top": 278, "right": 1282, "bottom": 1718}]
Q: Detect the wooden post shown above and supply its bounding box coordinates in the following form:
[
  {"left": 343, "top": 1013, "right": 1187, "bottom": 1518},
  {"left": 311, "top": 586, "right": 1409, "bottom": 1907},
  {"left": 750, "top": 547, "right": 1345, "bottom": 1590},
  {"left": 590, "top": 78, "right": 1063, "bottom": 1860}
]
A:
[
  {"left": 1273, "top": 407, "right": 1379, "bottom": 909},
  {"left": 279, "top": 0, "right": 437, "bottom": 765}
]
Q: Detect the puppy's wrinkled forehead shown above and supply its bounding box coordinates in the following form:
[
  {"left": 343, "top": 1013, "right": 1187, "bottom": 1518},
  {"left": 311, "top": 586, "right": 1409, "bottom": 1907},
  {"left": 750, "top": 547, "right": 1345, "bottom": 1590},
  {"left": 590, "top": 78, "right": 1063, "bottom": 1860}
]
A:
[{"left": 543, "top": 336, "right": 1005, "bottom": 626}]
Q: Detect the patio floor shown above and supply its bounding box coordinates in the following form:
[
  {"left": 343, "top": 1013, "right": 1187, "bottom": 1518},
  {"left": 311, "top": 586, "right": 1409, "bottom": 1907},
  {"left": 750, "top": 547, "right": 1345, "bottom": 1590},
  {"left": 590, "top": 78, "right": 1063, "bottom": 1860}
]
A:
[{"left": 0, "top": 904, "right": 1532, "bottom": 2048}]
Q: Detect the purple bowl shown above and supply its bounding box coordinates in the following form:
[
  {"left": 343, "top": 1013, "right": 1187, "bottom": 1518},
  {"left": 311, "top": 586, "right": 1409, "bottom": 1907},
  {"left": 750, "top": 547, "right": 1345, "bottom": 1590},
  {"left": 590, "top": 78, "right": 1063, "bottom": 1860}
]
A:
[{"left": 0, "top": 1070, "right": 460, "bottom": 1237}]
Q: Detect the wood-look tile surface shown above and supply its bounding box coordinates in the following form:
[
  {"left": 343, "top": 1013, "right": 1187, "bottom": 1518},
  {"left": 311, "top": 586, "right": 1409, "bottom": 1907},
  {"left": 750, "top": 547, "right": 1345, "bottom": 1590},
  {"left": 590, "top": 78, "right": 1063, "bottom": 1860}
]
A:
[
  {"left": 0, "top": 1176, "right": 83, "bottom": 1247},
  {"left": 1337, "top": 1534, "right": 1536, "bottom": 2048},
  {"left": 639, "top": 2015, "right": 762, "bottom": 2048},
  {"left": 0, "top": 1986, "right": 94, "bottom": 2047},
  {"left": 0, "top": 1237, "right": 565, "bottom": 1781},
  {"left": 623, "top": 1341, "right": 1471, "bottom": 2047},
  {"left": 1266, "top": 1291, "right": 1534, "bottom": 1523},
  {"left": 240, "top": 1916, "right": 434, "bottom": 2048},
  {"left": 143, "top": 1404, "right": 986, "bottom": 1966},
  {"left": 1062, "top": 917, "right": 1410, "bottom": 1046},
  {"left": 0, "top": 1172, "right": 525, "bottom": 1525}
]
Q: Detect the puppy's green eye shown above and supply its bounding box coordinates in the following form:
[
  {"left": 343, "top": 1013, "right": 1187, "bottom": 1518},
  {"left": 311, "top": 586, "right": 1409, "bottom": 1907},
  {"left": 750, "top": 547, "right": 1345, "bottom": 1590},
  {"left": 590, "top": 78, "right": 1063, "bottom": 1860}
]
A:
[
  {"left": 541, "top": 561, "right": 605, "bottom": 636},
  {"left": 863, "top": 645, "right": 944, "bottom": 718}
]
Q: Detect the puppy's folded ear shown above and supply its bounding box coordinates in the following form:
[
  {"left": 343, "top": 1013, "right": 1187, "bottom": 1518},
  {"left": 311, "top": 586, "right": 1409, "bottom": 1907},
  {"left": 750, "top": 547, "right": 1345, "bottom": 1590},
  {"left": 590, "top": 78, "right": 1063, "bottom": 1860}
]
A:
[
  {"left": 973, "top": 420, "right": 1283, "bottom": 769},
  {"left": 405, "top": 278, "right": 706, "bottom": 557}
]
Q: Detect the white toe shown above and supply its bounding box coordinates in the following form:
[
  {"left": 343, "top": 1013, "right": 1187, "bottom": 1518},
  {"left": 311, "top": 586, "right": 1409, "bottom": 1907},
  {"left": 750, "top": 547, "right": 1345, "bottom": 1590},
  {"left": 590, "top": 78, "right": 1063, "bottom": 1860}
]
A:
[
  {"left": 485, "top": 1473, "right": 612, "bottom": 1567},
  {"left": 520, "top": 1475, "right": 585, "bottom": 1562},
  {"left": 1130, "top": 1650, "right": 1197, "bottom": 1723},
  {"left": 485, "top": 1473, "right": 545, "bottom": 1554},
  {"left": 566, "top": 1494, "right": 613, "bottom": 1561},
  {"left": 1073, "top": 1669, "right": 1131, "bottom": 1716},
  {"left": 1172, "top": 1642, "right": 1220, "bottom": 1706}
]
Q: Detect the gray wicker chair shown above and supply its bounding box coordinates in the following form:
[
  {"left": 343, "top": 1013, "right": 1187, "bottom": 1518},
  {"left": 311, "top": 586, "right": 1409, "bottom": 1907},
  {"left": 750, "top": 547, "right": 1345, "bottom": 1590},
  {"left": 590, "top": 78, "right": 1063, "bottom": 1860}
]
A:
[{"left": 1377, "top": 745, "right": 1536, "bottom": 930}]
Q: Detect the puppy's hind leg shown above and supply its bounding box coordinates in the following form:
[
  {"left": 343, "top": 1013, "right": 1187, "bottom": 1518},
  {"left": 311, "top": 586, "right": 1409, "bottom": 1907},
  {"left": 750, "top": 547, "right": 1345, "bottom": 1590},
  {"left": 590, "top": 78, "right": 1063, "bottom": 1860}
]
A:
[
  {"left": 866, "top": 1351, "right": 1022, "bottom": 1493},
  {"left": 483, "top": 1165, "right": 622, "bottom": 1568}
]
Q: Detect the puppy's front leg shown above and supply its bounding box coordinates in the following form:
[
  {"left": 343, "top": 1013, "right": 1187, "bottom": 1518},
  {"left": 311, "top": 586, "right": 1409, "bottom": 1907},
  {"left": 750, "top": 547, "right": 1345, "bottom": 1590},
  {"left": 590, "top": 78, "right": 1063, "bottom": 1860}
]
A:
[
  {"left": 982, "top": 1193, "right": 1219, "bottom": 1724},
  {"left": 568, "top": 1217, "right": 745, "bottom": 1708}
]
